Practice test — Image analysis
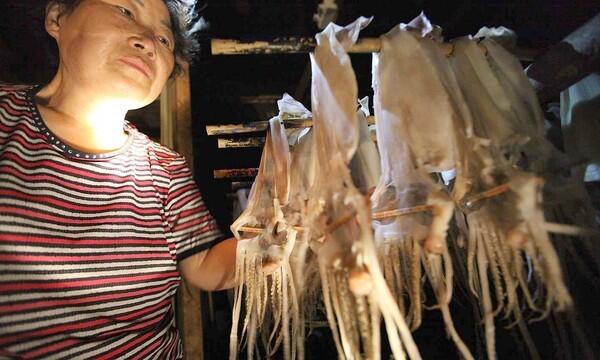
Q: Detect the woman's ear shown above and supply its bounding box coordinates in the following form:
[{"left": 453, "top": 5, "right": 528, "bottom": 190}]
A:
[{"left": 44, "top": 2, "right": 64, "bottom": 40}]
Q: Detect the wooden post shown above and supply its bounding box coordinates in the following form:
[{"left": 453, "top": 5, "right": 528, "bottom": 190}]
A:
[
  {"left": 161, "top": 64, "right": 204, "bottom": 359},
  {"left": 177, "top": 281, "right": 204, "bottom": 359}
]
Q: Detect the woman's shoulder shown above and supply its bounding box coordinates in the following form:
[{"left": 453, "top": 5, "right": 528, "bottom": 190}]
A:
[
  {"left": 0, "top": 83, "right": 36, "bottom": 98},
  {"left": 0, "top": 84, "right": 37, "bottom": 127},
  {"left": 126, "top": 122, "right": 186, "bottom": 166},
  {"left": 148, "top": 140, "right": 188, "bottom": 169}
]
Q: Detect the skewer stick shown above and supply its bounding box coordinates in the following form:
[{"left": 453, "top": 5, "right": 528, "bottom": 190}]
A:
[
  {"left": 239, "top": 220, "right": 598, "bottom": 237},
  {"left": 237, "top": 179, "right": 547, "bottom": 234},
  {"left": 461, "top": 184, "right": 510, "bottom": 207},
  {"left": 326, "top": 211, "right": 357, "bottom": 233},
  {"left": 461, "top": 178, "right": 544, "bottom": 208},
  {"left": 542, "top": 222, "right": 600, "bottom": 237},
  {"left": 239, "top": 179, "right": 600, "bottom": 236},
  {"left": 371, "top": 204, "right": 433, "bottom": 219},
  {"left": 239, "top": 225, "right": 305, "bottom": 234}
]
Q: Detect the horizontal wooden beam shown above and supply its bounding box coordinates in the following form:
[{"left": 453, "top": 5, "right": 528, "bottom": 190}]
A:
[
  {"left": 214, "top": 168, "right": 259, "bottom": 179},
  {"left": 212, "top": 37, "right": 315, "bottom": 55},
  {"left": 206, "top": 121, "right": 270, "bottom": 135},
  {"left": 206, "top": 116, "right": 374, "bottom": 136},
  {"left": 212, "top": 38, "right": 540, "bottom": 62},
  {"left": 212, "top": 38, "right": 502, "bottom": 56},
  {"left": 211, "top": 37, "right": 455, "bottom": 55},
  {"left": 218, "top": 137, "right": 266, "bottom": 148},
  {"left": 206, "top": 118, "right": 312, "bottom": 135}
]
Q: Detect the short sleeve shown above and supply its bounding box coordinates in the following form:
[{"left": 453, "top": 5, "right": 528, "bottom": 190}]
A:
[{"left": 164, "top": 157, "right": 225, "bottom": 262}]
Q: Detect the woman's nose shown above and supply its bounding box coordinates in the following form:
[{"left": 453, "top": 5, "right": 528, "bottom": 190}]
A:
[{"left": 129, "top": 35, "right": 156, "bottom": 59}]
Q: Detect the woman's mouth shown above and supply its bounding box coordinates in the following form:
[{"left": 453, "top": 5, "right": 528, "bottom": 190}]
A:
[{"left": 120, "top": 57, "right": 153, "bottom": 79}]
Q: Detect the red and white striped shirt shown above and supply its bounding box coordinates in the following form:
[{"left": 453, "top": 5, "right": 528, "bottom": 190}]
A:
[{"left": 0, "top": 84, "right": 223, "bottom": 359}]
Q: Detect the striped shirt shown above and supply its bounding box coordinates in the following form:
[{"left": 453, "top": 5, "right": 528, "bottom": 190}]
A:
[{"left": 0, "top": 84, "right": 223, "bottom": 359}]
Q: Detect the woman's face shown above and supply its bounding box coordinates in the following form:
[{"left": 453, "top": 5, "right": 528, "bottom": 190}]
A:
[{"left": 49, "top": 0, "right": 176, "bottom": 108}]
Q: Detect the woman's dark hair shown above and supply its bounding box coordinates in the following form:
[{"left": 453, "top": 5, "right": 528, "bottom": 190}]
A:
[{"left": 47, "top": 0, "right": 202, "bottom": 77}]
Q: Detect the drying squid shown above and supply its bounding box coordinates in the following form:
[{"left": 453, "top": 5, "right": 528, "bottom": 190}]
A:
[
  {"left": 371, "top": 19, "right": 474, "bottom": 359},
  {"left": 229, "top": 114, "right": 300, "bottom": 360},
  {"left": 305, "top": 16, "right": 421, "bottom": 360},
  {"left": 447, "top": 36, "right": 574, "bottom": 359},
  {"left": 483, "top": 34, "right": 600, "bottom": 283},
  {"left": 285, "top": 128, "right": 322, "bottom": 353},
  {"left": 449, "top": 37, "right": 530, "bottom": 161},
  {"left": 277, "top": 95, "right": 322, "bottom": 356},
  {"left": 368, "top": 12, "right": 474, "bottom": 202},
  {"left": 456, "top": 148, "right": 574, "bottom": 360},
  {"left": 225, "top": 11, "right": 594, "bottom": 360},
  {"left": 348, "top": 97, "right": 381, "bottom": 194},
  {"left": 450, "top": 35, "right": 558, "bottom": 173},
  {"left": 452, "top": 31, "right": 600, "bottom": 279}
]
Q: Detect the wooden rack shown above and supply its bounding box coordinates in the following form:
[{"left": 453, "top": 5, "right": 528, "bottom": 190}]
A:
[
  {"left": 207, "top": 36, "right": 538, "bottom": 180},
  {"left": 210, "top": 116, "right": 374, "bottom": 177}
]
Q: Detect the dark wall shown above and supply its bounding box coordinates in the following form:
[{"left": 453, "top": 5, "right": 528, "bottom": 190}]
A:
[{"left": 0, "top": 1, "right": 57, "bottom": 84}]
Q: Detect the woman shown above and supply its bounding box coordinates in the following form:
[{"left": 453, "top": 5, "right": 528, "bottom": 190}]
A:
[{"left": 0, "top": 0, "right": 237, "bottom": 358}]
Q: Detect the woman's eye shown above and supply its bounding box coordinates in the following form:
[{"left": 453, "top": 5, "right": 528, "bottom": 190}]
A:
[
  {"left": 117, "top": 6, "right": 134, "bottom": 19},
  {"left": 157, "top": 36, "right": 172, "bottom": 49}
]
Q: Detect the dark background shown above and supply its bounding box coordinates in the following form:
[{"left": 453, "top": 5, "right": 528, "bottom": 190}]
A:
[{"left": 1, "top": 1, "right": 599, "bottom": 359}]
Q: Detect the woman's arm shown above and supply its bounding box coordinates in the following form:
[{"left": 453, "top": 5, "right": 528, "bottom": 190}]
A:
[{"left": 178, "top": 237, "right": 238, "bottom": 291}]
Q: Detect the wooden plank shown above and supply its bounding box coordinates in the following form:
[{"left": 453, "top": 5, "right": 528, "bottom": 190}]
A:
[
  {"left": 177, "top": 282, "right": 204, "bottom": 359},
  {"left": 211, "top": 37, "right": 390, "bottom": 54},
  {"left": 216, "top": 125, "right": 322, "bottom": 147},
  {"left": 214, "top": 168, "right": 259, "bottom": 179},
  {"left": 206, "top": 116, "right": 375, "bottom": 136},
  {"left": 212, "top": 37, "right": 316, "bottom": 55},
  {"left": 206, "top": 118, "right": 313, "bottom": 135},
  {"left": 218, "top": 137, "right": 265, "bottom": 148},
  {"left": 206, "top": 121, "right": 269, "bottom": 135}
]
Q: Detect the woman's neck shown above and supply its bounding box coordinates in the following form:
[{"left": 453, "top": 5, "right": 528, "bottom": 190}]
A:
[{"left": 35, "top": 77, "right": 131, "bottom": 154}]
